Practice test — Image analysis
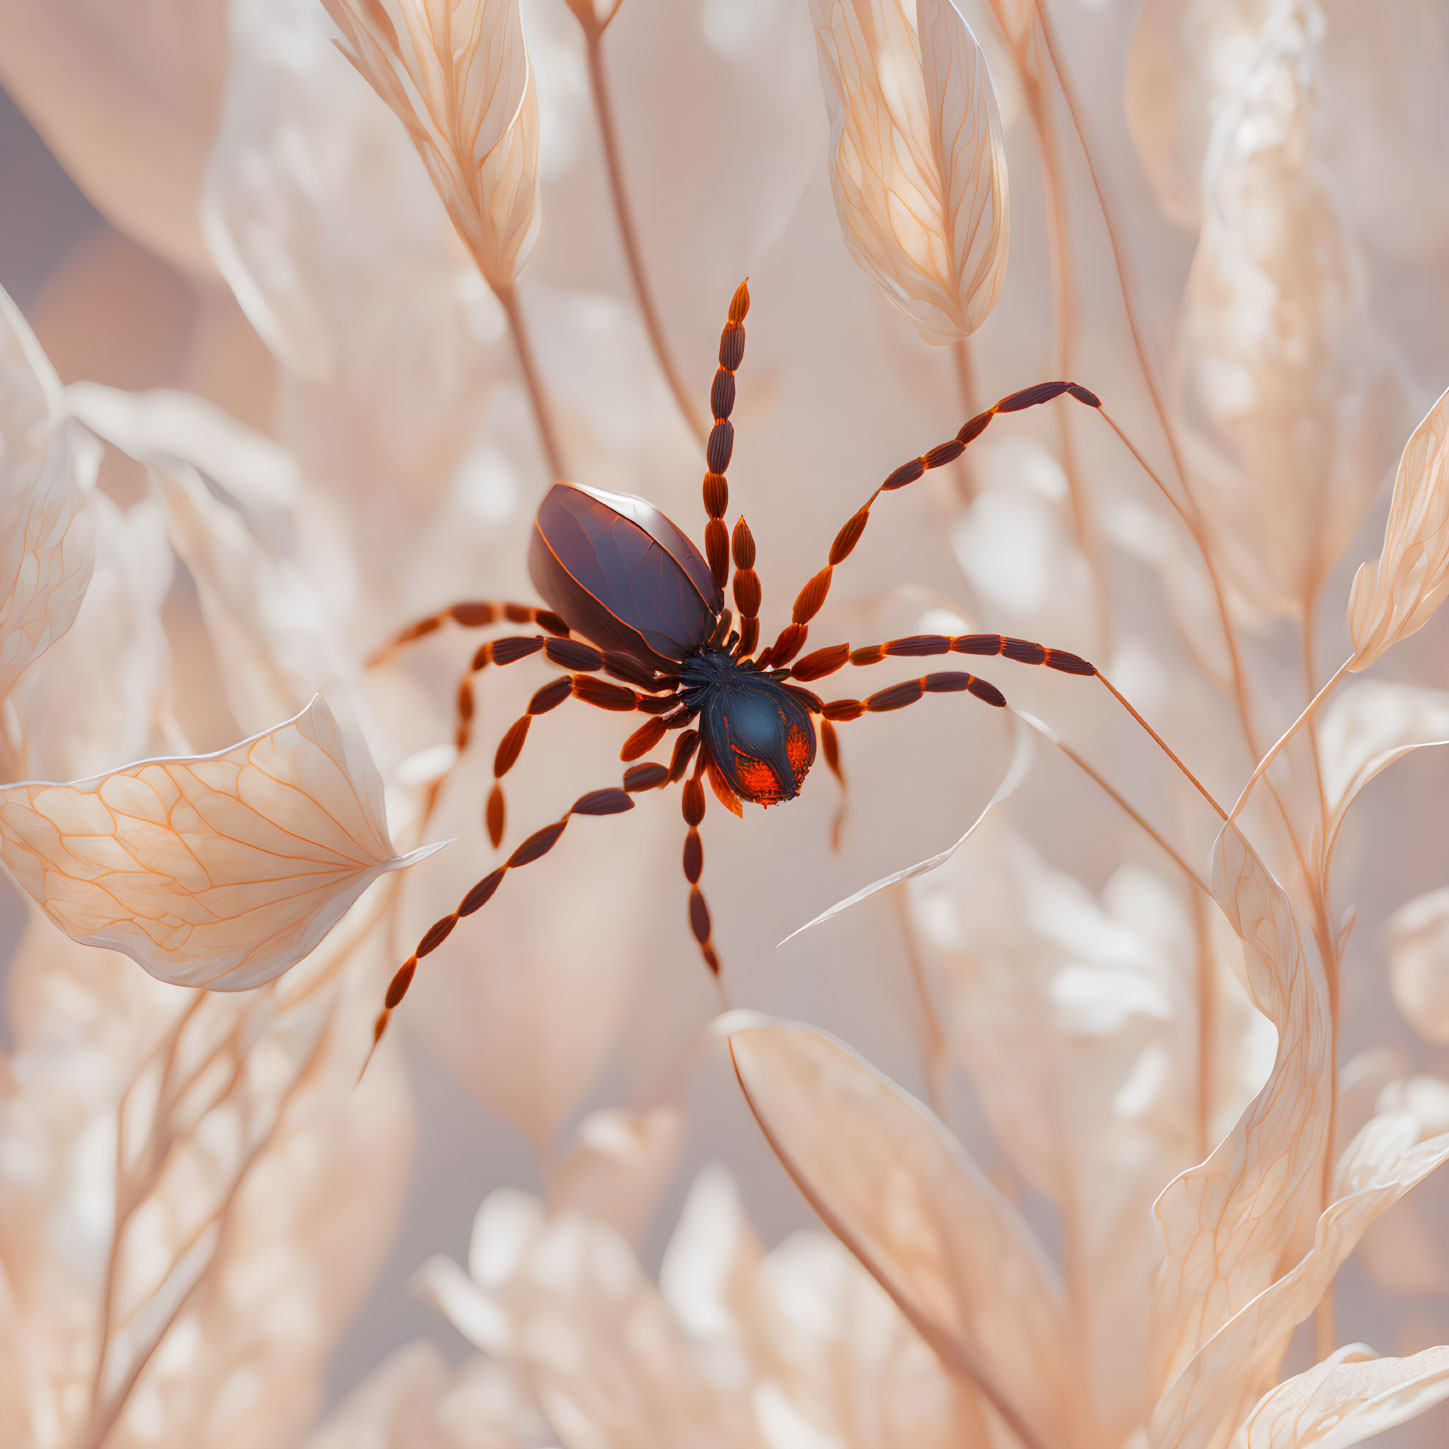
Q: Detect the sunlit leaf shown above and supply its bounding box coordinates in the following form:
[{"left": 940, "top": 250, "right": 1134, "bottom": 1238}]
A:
[
  {"left": 1152, "top": 827, "right": 1332, "bottom": 1394},
  {"left": 0, "top": 696, "right": 437, "bottom": 989},
  {"left": 729, "top": 1017, "right": 1070, "bottom": 1446},
  {"left": 0, "top": 286, "right": 97, "bottom": 709},
  {"left": 1348, "top": 384, "right": 1449, "bottom": 667},
  {"left": 1233, "top": 1343, "right": 1449, "bottom": 1448},
  {"left": 321, "top": 0, "right": 540, "bottom": 291},
  {"left": 808, "top": 0, "right": 1009, "bottom": 343}
]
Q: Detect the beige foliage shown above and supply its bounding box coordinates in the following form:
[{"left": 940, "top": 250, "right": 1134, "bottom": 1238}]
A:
[
  {"left": 0, "top": 697, "right": 435, "bottom": 990},
  {"left": 321, "top": 0, "right": 541, "bottom": 292},
  {"left": 1348, "top": 385, "right": 1449, "bottom": 668},
  {"left": 808, "top": 0, "right": 1009, "bottom": 343},
  {"left": 729, "top": 1018, "right": 1071, "bottom": 1447},
  {"left": 0, "top": 286, "right": 96, "bottom": 713},
  {"left": 1386, "top": 890, "right": 1449, "bottom": 1044}
]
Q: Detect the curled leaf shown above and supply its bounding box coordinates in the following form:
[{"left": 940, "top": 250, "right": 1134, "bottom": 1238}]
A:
[
  {"left": 321, "top": 0, "right": 540, "bottom": 291},
  {"left": 1348, "top": 384, "right": 1449, "bottom": 668},
  {"left": 729, "top": 1018, "right": 1070, "bottom": 1446},
  {"left": 0, "top": 697, "right": 437, "bottom": 989},
  {"left": 1234, "top": 1344, "right": 1449, "bottom": 1449},
  {"left": 809, "top": 0, "right": 1010, "bottom": 343},
  {"left": 1152, "top": 826, "right": 1332, "bottom": 1392},
  {"left": 0, "top": 286, "right": 97, "bottom": 709}
]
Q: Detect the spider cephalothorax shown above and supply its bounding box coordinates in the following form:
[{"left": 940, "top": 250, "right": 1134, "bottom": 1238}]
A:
[{"left": 366, "top": 281, "right": 1103, "bottom": 1051}]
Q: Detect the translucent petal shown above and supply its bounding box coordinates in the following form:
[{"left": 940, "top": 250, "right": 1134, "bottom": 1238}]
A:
[
  {"left": 1152, "top": 827, "right": 1332, "bottom": 1395},
  {"left": 808, "top": 0, "right": 1009, "bottom": 343},
  {"left": 1386, "top": 890, "right": 1449, "bottom": 1044},
  {"left": 729, "top": 1018, "right": 1070, "bottom": 1446},
  {"left": 1348, "top": 385, "right": 1449, "bottom": 668},
  {"left": 1234, "top": 1344, "right": 1449, "bottom": 1449},
  {"left": 320, "top": 0, "right": 540, "bottom": 290},
  {"left": 0, "top": 287, "right": 96, "bottom": 709},
  {"left": 0, "top": 697, "right": 436, "bottom": 989}
]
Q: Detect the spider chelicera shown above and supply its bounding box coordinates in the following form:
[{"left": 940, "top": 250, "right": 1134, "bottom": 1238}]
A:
[{"left": 368, "top": 281, "right": 1102, "bottom": 1050}]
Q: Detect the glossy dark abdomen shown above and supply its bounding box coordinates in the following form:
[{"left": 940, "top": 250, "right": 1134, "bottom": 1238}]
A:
[{"left": 530, "top": 482, "right": 723, "bottom": 672}]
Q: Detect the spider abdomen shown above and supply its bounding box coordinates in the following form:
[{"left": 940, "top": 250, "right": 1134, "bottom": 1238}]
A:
[{"left": 529, "top": 481, "right": 722, "bottom": 672}]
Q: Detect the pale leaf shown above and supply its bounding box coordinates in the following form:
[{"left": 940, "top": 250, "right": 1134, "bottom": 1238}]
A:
[
  {"left": 321, "top": 0, "right": 540, "bottom": 290},
  {"left": 0, "top": 286, "right": 97, "bottom": 709},
  {"left": 729, "top": 1018, "right": 1070, "bottom": 1445},
  {"left": 1348, "top": 384, "right": 1449, "bottom": 668},
  {"left": 781, "top": 705, "right": 1028, "bottom": 942},
  {"left": 0, "top": 696, "right": 436, "bottom": 989},
  {"left": 1151, "top": 1083, "right": 1449, "bottom": 1449},
  {"left": 550, "top": 1106, "right": 683, "bottom": 1243},
  {"left": 1233, "top": 1344, "right": 1449, "bottom": 1449},
  {"left": 1387, "top": 889, "right": 1449, "bottom": 1043},
  {"left": 1152, "top": 826, "right": 1332, "bottom": 1394},
  {"left": 808, "top": 0, "right": 1009, "bottom": 344}
]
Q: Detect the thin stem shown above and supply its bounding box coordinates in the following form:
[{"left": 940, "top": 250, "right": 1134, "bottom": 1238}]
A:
[
  {"left": 1096, "top": 671, "right": 1229, "bottom": 821},
  {"left": 496, "top": 282, "right": 566, "bottom": 481},
  {"left": 1301, "top": 590, "right": 1332, "bottom": 859},
  {"left": 948, "top": 338, "right": 979, "bottom": 501},
  {"left": 1229, "top": 659, "right": 1353, "bottom": 823},
  {"left": 581, "top": 22, "right": 709, "bottom": 445},
  {"left": 1023, "top": 70, "right": 1112, "bottom": 655}
]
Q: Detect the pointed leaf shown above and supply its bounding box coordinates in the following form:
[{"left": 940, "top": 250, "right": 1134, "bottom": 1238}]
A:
[
  {"left": 321, "top": 0, "right": 540, "bottom": 290},
  {"left": 0, "top": 696, "right": 437, "bottom": 988},
  {"left": 1348, "top": 384, "right": 1449, "bottom": 668},
  {"left": 809, "top": 0, "right": 1009, "bottom": 343},
  {"left": 730, "top": 1018, "right": 1069, "bottom": 1446}
]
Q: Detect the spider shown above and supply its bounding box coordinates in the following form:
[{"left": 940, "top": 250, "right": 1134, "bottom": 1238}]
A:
[{"left": 368, "top": 281, "right": 1103, "bottom": 1050}]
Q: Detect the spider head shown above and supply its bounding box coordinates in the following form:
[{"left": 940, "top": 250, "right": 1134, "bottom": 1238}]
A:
[{"left": 683, "top": 652, "right": 817, "bottom": 806}]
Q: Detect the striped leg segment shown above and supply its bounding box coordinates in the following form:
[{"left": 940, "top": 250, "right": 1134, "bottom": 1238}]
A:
[
  {"left": 819, "top": 717, "right": 847, "bottom": 851},
  {"left": 365, "top": 762, "right": 674, "bottom": 1067},
  {"left": 368, "top": 600, "right": 570, "bottom": 666},
  {"left": 681, "top": 755, "right": 720, "bottom": 975},
  {"left": 702, "top": 281, "right": 750, "bottom": 591},
  {"left": 760, "top": 381, "right": 1102, "bottom": 668},
  {"left": 789, "top": 632, "right": 1095, "bottom": 684},
  {"left": 820, "top": 670, "right": 1008, "bottom": 721},
  {"left": 483, "top": 670, "right": 676, "bottom": 847},
  {"left": 731, "top": 517, "right": 763, "bottom": 659}
]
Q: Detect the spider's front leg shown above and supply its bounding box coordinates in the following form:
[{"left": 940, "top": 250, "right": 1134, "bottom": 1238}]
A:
[
  {"left": 758, "top": 381, "right": 1102, "bottom": 668},
  {"left": 701, "top": 281, "right": 750, "bottom": 592},
  {"left": 681, "top": 747, "right": 721, "bottom": 977},
  {"left": 788, "top": 630, "right": 1095, "bottom": 684}
]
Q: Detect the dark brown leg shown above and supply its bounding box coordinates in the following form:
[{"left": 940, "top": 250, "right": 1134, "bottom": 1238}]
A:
[
  {"left": 368, "top": 600, "right": 570, "bottom": 667},
  {"left": 702, "top": 281, "right": 750, "bottom": 591},
  {"left": 481, "top": 670, "right": 677, "bottom": 847},
  {"left": 819, "top": 670, "right": 1009, "bottom": 720},
  {"left": 730, "top": 517, "right": 763, "bottom": 659},
  {"left": 758, "top": 382, "right": 1102, "bottom": 668},
  {"left": 365, "top": 761, "right": 674, "bottom": 1066},
  {"left": 789, "top": 631, "right": 1095, "bottom": 683},
  {"left": 681, "top": 753, "right": 720, "bottom": 975}
]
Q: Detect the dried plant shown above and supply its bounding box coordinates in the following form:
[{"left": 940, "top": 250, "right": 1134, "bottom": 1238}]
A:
[{"left": 1, "top": 0, "right": 1448, "bottom": 1445}]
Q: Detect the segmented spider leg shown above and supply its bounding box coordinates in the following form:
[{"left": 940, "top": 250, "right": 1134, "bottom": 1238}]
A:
[
  {"left": 789, "top": 632, "right": 1095, "bottom": 683},
  {"left": 681, "top": 753, "right": 721, "bottom": 976},
  {"left": 730, "top": 517, "right": 762, "bottom": 659},
  {"left": 702, "top": 280, "right": 750, "bottom": 591},
  {"left": 760, "top": 381, "right": 1102, "bottom": 668},
  {"left": 364, "top": 761, "right": 674, "bottom": 1069},
  {"left": 368, "top": 601, "right": 570, "bottom": 667},
  {"left": 819, "top": 718, "right": 847, "bottom": 851},
  {"left": 819, "top": 671, "right": 1008, "bottom": 721},
  {"left": 484, "top": 673, "right": 678, "bottom": 846}
]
